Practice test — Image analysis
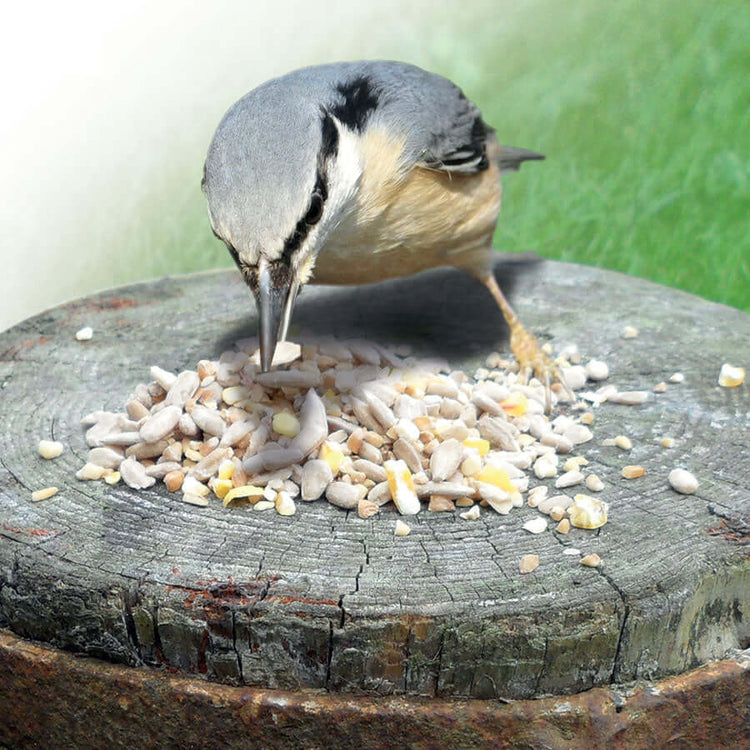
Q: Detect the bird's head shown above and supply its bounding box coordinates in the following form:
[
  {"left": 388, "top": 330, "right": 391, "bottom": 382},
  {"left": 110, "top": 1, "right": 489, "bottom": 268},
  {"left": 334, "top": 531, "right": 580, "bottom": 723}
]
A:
[{"left": 202, "top": 79, "right": 362, "bottom": 370}]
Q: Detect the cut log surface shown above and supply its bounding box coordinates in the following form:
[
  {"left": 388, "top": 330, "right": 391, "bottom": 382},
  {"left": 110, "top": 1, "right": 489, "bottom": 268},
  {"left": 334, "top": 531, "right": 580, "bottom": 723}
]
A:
[{"left": 0, "top": 260, "right": 747, "bottom": 700}]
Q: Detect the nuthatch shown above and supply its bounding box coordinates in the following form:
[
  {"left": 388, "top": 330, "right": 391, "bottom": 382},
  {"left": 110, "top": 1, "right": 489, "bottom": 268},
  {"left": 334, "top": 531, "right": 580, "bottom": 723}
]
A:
[{"left": 203, "top": 61, "right": 569, "bottom": 404}]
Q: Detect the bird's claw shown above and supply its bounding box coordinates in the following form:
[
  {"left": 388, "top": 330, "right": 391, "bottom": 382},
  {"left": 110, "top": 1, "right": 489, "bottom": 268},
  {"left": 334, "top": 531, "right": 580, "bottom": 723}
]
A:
[{"left": 511, "top": 326, "right": 575, "bottom": 413}]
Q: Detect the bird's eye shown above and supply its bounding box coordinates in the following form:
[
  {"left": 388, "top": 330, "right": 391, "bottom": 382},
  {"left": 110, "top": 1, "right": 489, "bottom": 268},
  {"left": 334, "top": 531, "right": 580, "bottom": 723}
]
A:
[{"left": 305, "top": 193, "right": 324, "bottom": 226}]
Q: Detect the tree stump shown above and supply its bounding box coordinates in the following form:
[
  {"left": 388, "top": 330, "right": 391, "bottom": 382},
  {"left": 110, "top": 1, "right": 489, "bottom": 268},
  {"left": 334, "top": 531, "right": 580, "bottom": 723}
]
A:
[{"left": 0, "top": 260, "right": 747, "bottom": 700}]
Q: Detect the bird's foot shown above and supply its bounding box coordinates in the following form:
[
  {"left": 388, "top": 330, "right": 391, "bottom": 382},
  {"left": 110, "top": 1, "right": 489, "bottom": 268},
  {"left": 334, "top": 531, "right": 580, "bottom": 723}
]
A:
[{"left": 510, "top": 323, "right": 576, "bottom": 413}]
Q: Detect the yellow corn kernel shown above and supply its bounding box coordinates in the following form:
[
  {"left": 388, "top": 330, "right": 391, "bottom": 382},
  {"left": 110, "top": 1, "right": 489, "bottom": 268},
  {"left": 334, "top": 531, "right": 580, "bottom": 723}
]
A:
[
  {"left": 476, "top": 465, "right": 517, "bottom": 494},
  {"left": 218, "top": 459, "right": 235, "bottom": 481},
  {"left": 104, "top": 471, "right": 121, "bottom": 485},
  {"left": 500, "top": 391, "right": 528, "bottom": 417},
  {"left": 319, "top": 441, "right": 344, "bottom": 473},
  {"left": 212, "top": 478, "right": 234, "bottom": 500},
  {"left": 222, "top": 484, "right": 265, "bottom": 507},
  {"left": 272, "top": 411, "right": 301, "bottom": 437},
  {"left": 384, "top": 459, "right": 420, "bottom": 515},
  {"left": 462, "top": 438, "right": 490, "bottom": 456},
  {"left": 718, "top": 364, "right": 745, "bottom": 388}
]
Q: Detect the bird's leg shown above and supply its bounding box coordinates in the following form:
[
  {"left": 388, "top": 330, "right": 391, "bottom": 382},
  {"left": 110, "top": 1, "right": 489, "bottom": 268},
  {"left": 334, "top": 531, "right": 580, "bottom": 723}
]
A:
[{"left": 480, "top": 273, "right": 575, "bottom": 412}]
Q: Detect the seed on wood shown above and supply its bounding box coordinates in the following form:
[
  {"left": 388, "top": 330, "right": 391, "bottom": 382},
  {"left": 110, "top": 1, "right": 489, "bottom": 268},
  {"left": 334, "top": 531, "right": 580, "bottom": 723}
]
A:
[
  {"left": 609, "top": 391, "right": 651, "bottom": 406},
  {"left": 75, "top": 326, "right": 94, "bottom": 341},
  {"left": 357, "top": 498, "right": 380, "bottom": 519},
  {"left": 523, "top": 517, "right": 548, "bottom": 534},
  {"left": 668, "top": 372, "right": 685, "bottom": 384},
  {"left": 384, "top": 459, "right": 420, "bottom": 515},
  {"left": 38, "top": 440, "right": 64, "bottom": 460},
  {"left": 562, "top": 424, "right": 593, "bottom": 446},
  {"left": 580, "top": 412, "right": 595, "bottom": 425},
  {"left": 164, "top": 471, "right": 184, "bottom": 492},
  {"left": 459, "top": 505, "right": 480, "bottom": 520},
  {"left": 326, "top": 481, "right": 361, "bottom": 509},
  {"left": 555, "top": 470, "right": 585, "bottom": 489},
  {"left": 253, "top": 500, "right": 275, "bottom": 511},
  {"left": 621, "top": 326, "right": 639, "bottom": 339},
  {"left": 182, "top": 493, "right": 209, "bottom": 507},
  {"left": 519, "top": 554, "right": 539, "bottom": 574},
  {"left": 76, "top": 462, "right": 108, "bottom": 481},
  {"left": 622, "top": 465, "right": 645, "bottom": 479},
  {"left": 614, "top": 435, "right": 632, "bottom": 450},
  {"left": 585, "top": 359, "right": 609, "bottom": 381},
  {"left": 119, "top": 457, "right": 156, "bottom": 489},
  {"left": 660, "top": 437, "right": 675, "bottom": 448},
  {"left": 653, "top": 382, "right": 668, "bottom": 393},
  {"left": 527, "top": 486, "right": 548, "bottom": 507},
  {"left": 394, "top": 520, "right": 411, "bottom": 536},
  {"left": 538, "top": 495, "right": 573, "bottom": 515},
  {"left": 569, "top": 495, "right": 609, "bottom": 529},
  {"left": 555, "top": 518, "right": 571, "bottom": 534},
  {"left": 275, "top": 491, "right": 296, "bottom": 516},
  {"left": 32, "top": 486, "right": 58, "bottom": 502},
  {"left": 533, "top": 454, "right": 558, "bottom": 479},
  {"left": 563, "top": 548, "right": 581, "bottom": 556},
  {"left": 718, "top": 364, "right": 745, "bottom": 388},
  {"left": 581, "top": 553, "right": 601, "bottom": 568},
  {"left": 428, "top": 496, "right": 455, "bottom": 512},
  {"left": 585, "top": 474, "right": 605, "bottom": 492},
  {"left": 563, "top": 456, "right": 588, "bottom": 472},
  {"left": 668, "top": 468, "right": 699, "bottom": 495},
  {"left": 223, "top": 484, "right": 264, "bottom": 507}
]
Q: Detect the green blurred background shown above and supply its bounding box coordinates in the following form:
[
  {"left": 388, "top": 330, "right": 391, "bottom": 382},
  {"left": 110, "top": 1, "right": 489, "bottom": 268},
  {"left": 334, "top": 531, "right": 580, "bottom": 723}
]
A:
[{"left": 2, "top": 0, "right": 748, "bottom": 332}]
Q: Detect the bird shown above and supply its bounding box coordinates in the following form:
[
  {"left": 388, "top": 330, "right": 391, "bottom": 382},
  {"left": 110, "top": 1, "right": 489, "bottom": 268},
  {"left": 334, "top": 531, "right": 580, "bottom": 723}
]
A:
[{"left": 202, "top": 60, "right": 571, "bottom": 407}]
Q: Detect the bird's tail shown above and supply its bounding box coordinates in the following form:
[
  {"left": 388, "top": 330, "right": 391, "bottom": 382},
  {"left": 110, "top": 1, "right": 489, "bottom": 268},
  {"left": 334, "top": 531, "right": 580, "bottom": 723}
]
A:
[{"left": 496, "top": 145, "right": 545, "bottom": 173}]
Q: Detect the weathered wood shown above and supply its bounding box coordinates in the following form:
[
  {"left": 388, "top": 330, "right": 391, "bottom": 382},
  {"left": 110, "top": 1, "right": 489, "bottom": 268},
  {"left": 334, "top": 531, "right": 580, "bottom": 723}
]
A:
[
  {"left": 2, "top": 630, "right": 748, "bottom": 750},
  {"left": 0, "top": 260, "right": 747, "bottom": 699}
]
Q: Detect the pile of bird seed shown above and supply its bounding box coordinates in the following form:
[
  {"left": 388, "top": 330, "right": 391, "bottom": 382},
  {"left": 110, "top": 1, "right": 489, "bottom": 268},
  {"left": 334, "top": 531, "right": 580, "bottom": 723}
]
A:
[{"left": 73, "top": 336, "right": 618, "bottom": 532}]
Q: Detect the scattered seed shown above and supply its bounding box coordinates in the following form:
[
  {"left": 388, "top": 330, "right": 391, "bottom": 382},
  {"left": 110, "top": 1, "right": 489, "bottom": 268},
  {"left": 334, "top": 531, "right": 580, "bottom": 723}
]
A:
[
  {"left": 38, "top": 440, "right": 64, "bottom": 460},
  {"left": 555, "top": 470, "right": 585, "bottom": 489},
  {"left": 718, "top": 364, "right": 745, "bottom": 388},
  {"left": 585, "top": 474, "right": 604, "bottom": 492},
  {"left": 580, "top": 412, "right": 594, "bottom": 425},
  {"left": 668, "top": 468, "right": 699, "bottom": 495},
  {"left": 563, "top": 548, "right": 581, "bottom": 556},
  {"left": 428, "top": 496, "right": 455, "bottom": 512},
  {"left": 622, "top": 465, "right": 645, "bottom": 479},
  {"left": 32, "top": 486, "right": 58, "bottom": 502},
  {"left": 660, "top": 437, "right": 675, "bottom": 448},
  {"left": 75, "top": 326, "right": 94, "bottom": 341},
  {"left": 519, "top": 554, "right": 539, "bottom": 574},
  {"left": 395, "top": 520, "right": 411, "bottom": 536},
  {"left": 275, "top": 491, "right": 296, "bottom": 516},
  {"left": 614, "top": 435, "right": 632, "bottom": 450},
  {"left": 621, "top": 326, "right": 638, "bottom": 339},
  {"left": 668, "top": 372, "right": 684, "bottom": 384},
  {"left": 523, "top": 517, "right": 548, "bottom": 534},
  {"left": 253, "top": 500, "right": 275, "bottom": 511},
  {"left": 653, "top": 382, "right": 668, "bottom": 393},
  {"left": 581, "top": 553, "right": 601, "bottom": 568},
  {"left": 568, "top": 494, "right": 609, "bottom": 529},
  {"left": 555, "top": 518, "right": 571, "bottom": 534},
  {"left": 459, "top": 504, "right": 480, "bottom": 520},
  {"left": 609, "top": 391, "right": 651, "bottom": 405},
  {"left": 585, "top": 359, "right": 609, "bottom": 381}
]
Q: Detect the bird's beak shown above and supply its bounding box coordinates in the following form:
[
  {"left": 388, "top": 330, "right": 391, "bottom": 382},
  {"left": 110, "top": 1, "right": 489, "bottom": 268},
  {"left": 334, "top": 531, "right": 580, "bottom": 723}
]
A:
[{"left": 254, "top": 260, "right": 299, "bottom": 371}]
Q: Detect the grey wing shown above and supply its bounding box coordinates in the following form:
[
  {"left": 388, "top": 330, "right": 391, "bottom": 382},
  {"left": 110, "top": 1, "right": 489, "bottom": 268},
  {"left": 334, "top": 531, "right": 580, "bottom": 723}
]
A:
[
  {"left": 367, "top": 64, "right": 545, "bottom": 175},
  {"left": 417, "top": 90, "right": 493, "bottom": 174}
]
